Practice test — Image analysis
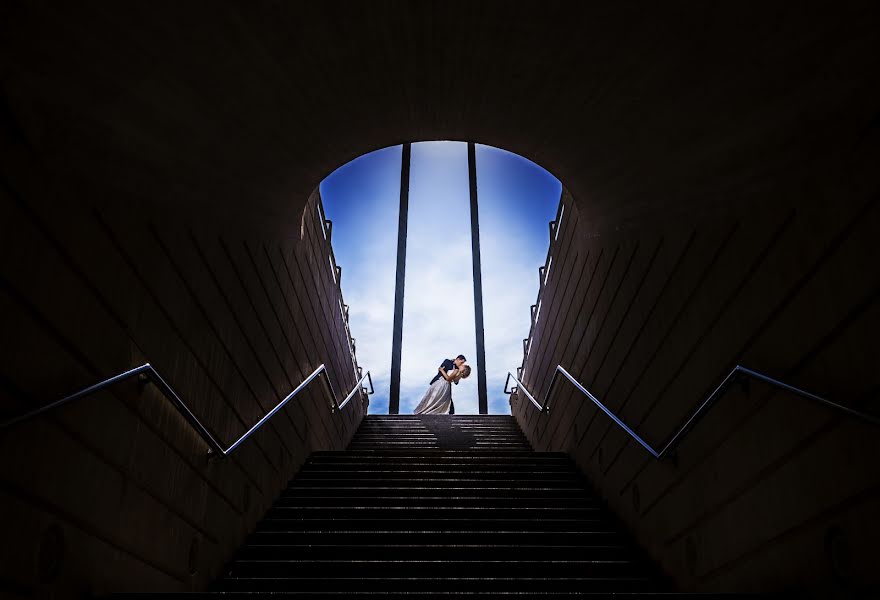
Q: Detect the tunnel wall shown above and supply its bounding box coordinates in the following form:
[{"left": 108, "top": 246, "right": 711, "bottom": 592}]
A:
[
  {"left": 511, "top": 188, "right": 879, "bottom": 595},
  {"left": 1, "top": 2, "right": 879, "bottom": 597},
  {"left": 0, "top": 177, "right": 366, "bottom": 595}
]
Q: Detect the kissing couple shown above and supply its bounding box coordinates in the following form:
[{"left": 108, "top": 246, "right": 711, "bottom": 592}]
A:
[{"left": 413, "top": 354, "right": 471, "bottom": 415}]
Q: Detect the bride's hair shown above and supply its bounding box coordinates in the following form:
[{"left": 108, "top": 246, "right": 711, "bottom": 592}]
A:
[{"left": 460, "top": 365, "right": 472, "bottom": 379}]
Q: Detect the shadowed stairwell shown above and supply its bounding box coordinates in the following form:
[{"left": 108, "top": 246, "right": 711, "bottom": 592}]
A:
[
  {"left": 124, "top": 415, "right": 756, "bottom": 598},
  {"left": 3, "top": 3, "right": 880, "bottom": 596}
]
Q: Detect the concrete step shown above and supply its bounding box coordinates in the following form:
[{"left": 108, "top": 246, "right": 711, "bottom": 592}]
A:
[
  {"left": 246, "top": 530, "right": 629, "bottom": 546},
  {"left": 267, "top": 501, "right": 601, "bottom": 512},
  {"left": 214, "top": 575, "right": 658, "bottom": 593},
  {"left": 279, "top": 486, "right": 593, "bottom": 499},
  {"left": 311, "top": 450, "right": 560, "bottom": 458},
  {"left": 302, "top": 461, "right": 575, "bottom": 472},
  {"left": 264, "top": 507, "right": 602, "bottom": 519},
  {"left": 233, "top": 543, "right": 638, "bottom": 562},
  {"left": 223, "top": 559, "right": 647, "bottom": 578},
  {"left": 292, "top": 469, "right": 584, "bottom": 480},
  {"left": 273, "top": 496, "right": 598, "bottom": 508},
  {"left": 254, "top": 517, "right": 619, "bottom": 533},
  {"left": 120, "top": 594, "right": 757, "bottom": 599},
  {"left": 288, "top": 478, "right": 587, "bottom": 488}
]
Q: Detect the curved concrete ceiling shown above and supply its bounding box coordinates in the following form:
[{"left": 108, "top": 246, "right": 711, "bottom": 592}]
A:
[{"left": 2, "top": 2, "right": 878, "bottom": 236}]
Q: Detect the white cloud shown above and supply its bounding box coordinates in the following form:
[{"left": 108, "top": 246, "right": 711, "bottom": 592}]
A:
[
  {"left": 399, "top": 235, "right": 477, "bottom": 413},
  {"left": 343, "top": 226, "right": 543, "bottom": 415},
  {"left": 328, "top": 141, "right": 556, "bottom": 415}
]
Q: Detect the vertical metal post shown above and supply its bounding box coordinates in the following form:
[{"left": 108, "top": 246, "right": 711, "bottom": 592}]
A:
[
  {"left": 467, "top": 142, "right": 489, "bottom": 414},
  {"left": 389, "top": 143, "right": 411, "bottom": 414}
]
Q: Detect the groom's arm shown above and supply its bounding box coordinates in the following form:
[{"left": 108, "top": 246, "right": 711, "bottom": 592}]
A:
[{"left": 438, "top": 368, "right": 459, "bottom": 382}]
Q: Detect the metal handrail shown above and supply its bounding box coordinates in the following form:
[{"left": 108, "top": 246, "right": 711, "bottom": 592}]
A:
[
  {"left": 0, "top": 363, "right": 374, "bottom": 458},
  {"left": 520, "top": 195, "right": 565, "bottom": 376},
  {"left": 317, "top": 194, "right": 363, "bottom": 382},
  {"left": 504, "top": 364, "right": 880, "bottom": 460}
]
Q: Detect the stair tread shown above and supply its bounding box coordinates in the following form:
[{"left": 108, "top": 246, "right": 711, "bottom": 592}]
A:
[{"left": 203, "top": 416, "right": 685, "bottom": 595}]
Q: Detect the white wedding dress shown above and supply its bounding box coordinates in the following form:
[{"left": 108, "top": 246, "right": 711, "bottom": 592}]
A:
[{"left": 413, "top": 371, "right": 455, "bottom": 414}]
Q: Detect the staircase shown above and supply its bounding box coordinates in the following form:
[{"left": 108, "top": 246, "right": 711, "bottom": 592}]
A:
[{"left": 197, "top": 415, "right": 751, "bottom": 598}]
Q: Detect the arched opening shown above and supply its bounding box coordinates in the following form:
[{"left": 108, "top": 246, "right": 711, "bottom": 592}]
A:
[{"left": 316, "top": 141, "right": 562, "bottom": 414}]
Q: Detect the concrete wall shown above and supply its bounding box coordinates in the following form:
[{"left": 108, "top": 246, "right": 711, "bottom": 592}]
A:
[
  {"left": 0, "top": 180, "right": 366, "bottom": 596},
  {"left": 512, "top": 189, "right": 880, "bottom": 596}
]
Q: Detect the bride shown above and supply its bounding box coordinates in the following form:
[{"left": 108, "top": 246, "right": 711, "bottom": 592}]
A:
[{"left": 413, "top": 363, "right": 472, "bottom": 414}]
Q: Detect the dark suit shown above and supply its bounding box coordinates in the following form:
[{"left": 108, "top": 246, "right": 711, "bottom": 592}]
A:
[{"left": 429, "top": 358, "right": 456, "bottom": 414}]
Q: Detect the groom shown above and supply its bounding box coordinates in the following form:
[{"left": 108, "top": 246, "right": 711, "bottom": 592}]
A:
[{"left": 430, "top": 354, "right": 467, "bottom": 415}]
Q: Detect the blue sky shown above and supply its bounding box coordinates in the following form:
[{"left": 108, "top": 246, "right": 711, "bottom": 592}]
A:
[{"left": 320, "top": 142, "right": 560, "bottom": 414}]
